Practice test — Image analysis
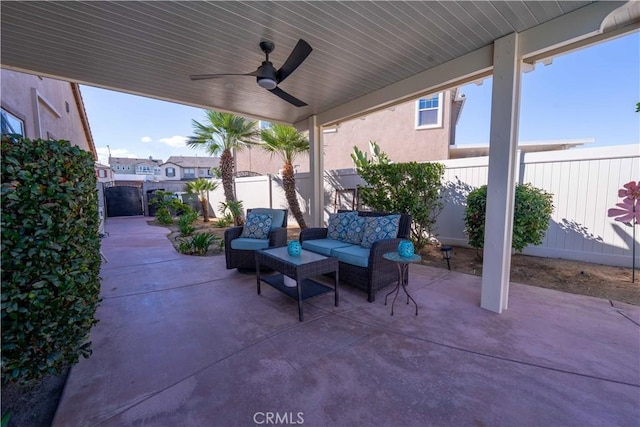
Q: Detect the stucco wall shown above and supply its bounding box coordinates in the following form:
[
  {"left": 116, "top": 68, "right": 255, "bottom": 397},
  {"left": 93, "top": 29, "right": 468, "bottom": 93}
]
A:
[{"left": 1, "top": 70, "right": 93, "bottom": 153}]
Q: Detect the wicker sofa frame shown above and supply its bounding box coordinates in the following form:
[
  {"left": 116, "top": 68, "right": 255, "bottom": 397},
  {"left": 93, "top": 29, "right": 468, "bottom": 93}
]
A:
[
  {"left": 299, "top": 210, "right": 412, "bottom": 302},
  {"left": 224, "top": 208, "right": 288, "bottom": 270}
]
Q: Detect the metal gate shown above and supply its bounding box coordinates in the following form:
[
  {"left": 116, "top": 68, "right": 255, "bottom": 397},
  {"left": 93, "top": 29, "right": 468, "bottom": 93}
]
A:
[{"left": 105, "top": 186, "right": 143, "bottom": 217}]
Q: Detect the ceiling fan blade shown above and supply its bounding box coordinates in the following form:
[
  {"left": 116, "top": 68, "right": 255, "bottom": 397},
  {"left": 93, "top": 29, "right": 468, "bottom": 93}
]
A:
[
  {"left": 276, "top": 39, "right": 312, "bottom": 83},
  {"left": 190, "top": 71, "right": 259, "bottom": 81},
  {"left": 268, "top": 87, "right": 307, "bottom": 107}
]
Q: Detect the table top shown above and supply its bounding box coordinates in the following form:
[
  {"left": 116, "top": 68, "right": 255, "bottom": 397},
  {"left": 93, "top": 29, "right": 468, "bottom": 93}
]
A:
[
  {"left": 259, "top": 246, "right": 331, "bottom": 266},
  {"left": 383, "top": 252, "right": 422, "bottom": 264}
]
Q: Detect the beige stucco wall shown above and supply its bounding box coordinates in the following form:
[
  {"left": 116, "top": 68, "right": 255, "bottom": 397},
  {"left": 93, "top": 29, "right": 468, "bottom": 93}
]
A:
[
  {"left": 1, "top": 69, "right": 93, "bottom": 153},
  {"left": 235, "top": 92, "right": 453, "bottom": 175}
]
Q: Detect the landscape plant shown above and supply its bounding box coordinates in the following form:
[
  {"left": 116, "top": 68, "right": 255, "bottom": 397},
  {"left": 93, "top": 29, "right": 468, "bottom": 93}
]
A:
[
  {"left": 256, "top": 124, "right": 309, "bottom": 228},
  {"left": 351, "top": 141, "right": 390, "bottom": 169},
  {"left": 356, "top": 159, "right": 446, "bottom": 251},
  {"left": 155, "top": 207, "right": 174, "bottom": 225},
  {"left": 178, "top": 210, "right": 199, "bottom": 236},
  {"left": 1, "top": 136, "right": 101, "bottom": 384},
  {"left": 219, "top": 200, "right": 245, "bottom": 226},
  {"left": 464, "top": 183, "right": 554, "bottom": 255},
  {"left": 607, "top": 180, "right": 639, "bottom": 282},
  {"left": 185, "top": 178, "right": 218, "bottom": 222},
  {"left": 178, "top": 232, "right": 220, "bottom": 255},
  {"left": 187, "top": 111, "right": 257, "bottom": 203}
]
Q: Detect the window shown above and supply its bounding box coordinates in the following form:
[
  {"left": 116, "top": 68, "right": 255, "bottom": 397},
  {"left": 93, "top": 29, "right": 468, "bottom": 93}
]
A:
[
  {"left": 137, "top": 165, "right": 152, "bottom": 174},
  {"left": 184, "top": 168, "right": 195, "bottom": 178},
  {"left": 1, "top": 108, "right": 25, "bottom": 136},
  {"left": 166, "top": 167, "right": 175, "bottom": 177},
  {"left": 415, "top": 93, "right": 443, "bottom": 129}
]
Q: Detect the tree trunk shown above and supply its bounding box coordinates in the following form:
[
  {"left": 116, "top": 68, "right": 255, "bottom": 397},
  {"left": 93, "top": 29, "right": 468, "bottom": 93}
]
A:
[
  {"left": 282, "top": 162, "right": 307, "bottom": 229},
  {"left": 220, "top": 149, "right": 235, "bottom": 202},
  {"left": 200, "top": 197, "right": 209, "bottom": 222}
]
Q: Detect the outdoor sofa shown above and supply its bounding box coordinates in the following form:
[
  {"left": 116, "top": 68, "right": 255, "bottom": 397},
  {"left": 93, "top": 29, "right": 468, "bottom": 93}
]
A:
[
  {"left": 224, "top": 208, "right": 288, "bottom": 270},
  {"left": 299, "top": 210, "right": 412, "bottom": 302}
]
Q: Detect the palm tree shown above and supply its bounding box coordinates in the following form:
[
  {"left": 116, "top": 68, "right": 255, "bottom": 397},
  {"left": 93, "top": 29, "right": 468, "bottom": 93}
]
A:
[
  {"left": 257, "top": 124, "right": 309, "bottom": 229},
  {"left": 185, "top": 178, "right": 218, "bottom": 222},
  {"left": 187, "top": 111, "right": 257, "bottom": 203}
]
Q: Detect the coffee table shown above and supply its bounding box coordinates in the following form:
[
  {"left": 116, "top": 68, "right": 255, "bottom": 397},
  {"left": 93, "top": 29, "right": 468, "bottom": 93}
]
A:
[{"left": 255, "top": 247, "right": 339, "bottom": 321}]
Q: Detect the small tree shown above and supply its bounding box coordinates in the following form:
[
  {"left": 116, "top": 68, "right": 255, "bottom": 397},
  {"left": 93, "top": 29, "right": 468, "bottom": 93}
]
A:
[
  {"left": 464, "top": 183, "right": 554, "bottom": 254},
  {"left": 185, "top": 178, "right": 217, "bottom": 222}
]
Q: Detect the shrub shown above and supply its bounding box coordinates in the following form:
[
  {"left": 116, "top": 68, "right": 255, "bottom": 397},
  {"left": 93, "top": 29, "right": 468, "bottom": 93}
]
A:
[
  {"left": 215, "top": 214, "right": 234, "bottom": 228},
  {"left": 464, "top": 183, "right": 554, "bottom": 252},
  {"left": 358, "top": 162, "right": 445, "bottom": 250},
  {"left": 219, "top": 200, "right": 244, "bottom": 226},
  {"left": 1, "top": 136, "right": 101, "bottom": 384},
  {"left": 178, "top": 232, "right": 220, "bottom": 255},
  {"left": 155, "top": 207, "right": 173, "bottom": 225},
  {"left": 178, "top": 211, "right": 199, "bottom": 236}
]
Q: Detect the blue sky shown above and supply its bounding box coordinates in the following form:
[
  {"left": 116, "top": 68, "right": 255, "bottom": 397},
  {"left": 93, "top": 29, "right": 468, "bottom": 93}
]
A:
[{"left": 83, "top": 32, "right": 639, "bottom": 166}]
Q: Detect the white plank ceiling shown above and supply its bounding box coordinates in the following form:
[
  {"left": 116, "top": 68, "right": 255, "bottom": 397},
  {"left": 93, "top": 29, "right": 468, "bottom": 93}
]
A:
[{"left": 1, "top": 1, "right": 636, "bottom": 126}]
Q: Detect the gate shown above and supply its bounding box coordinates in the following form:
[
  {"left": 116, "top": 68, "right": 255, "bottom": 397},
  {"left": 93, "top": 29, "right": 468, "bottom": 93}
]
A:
[{"left": 105, "top": 186, "right": 143, "bottom": 217}]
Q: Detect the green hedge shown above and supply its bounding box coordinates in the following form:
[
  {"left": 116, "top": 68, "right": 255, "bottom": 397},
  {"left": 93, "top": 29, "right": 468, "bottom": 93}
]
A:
[
  {"left": 464, "top": 183, "right": 554, "bottom": 252},
  {"left": 1, "top": 136, "right": 102, "bottom": 384}
]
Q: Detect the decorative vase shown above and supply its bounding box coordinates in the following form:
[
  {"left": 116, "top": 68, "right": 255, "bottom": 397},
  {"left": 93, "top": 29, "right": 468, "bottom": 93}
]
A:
[
  {"left": 287, "top": 240, "right": 302, "bottom": 256},
  {"left": 398, "top": 240, "right": 414, "bottom": 258}
]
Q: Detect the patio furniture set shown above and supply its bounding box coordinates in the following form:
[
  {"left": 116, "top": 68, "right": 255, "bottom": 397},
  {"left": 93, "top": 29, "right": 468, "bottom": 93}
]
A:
[{"left": 225, "top": 208, "right": 417, "bottom": 320}]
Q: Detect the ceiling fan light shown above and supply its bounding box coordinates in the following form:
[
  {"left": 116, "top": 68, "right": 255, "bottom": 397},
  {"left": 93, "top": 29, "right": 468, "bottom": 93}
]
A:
[{"left": 258, "top": 78, "right": 277, "bottom": 90}]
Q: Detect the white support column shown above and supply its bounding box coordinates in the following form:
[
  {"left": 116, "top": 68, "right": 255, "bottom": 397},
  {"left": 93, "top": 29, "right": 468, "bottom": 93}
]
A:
[
  {"left": 481, "top": 32, "right": 522, "bottom": 314},
  {"left": 308, "top": 115, "right": 324, "bottom": 227}
]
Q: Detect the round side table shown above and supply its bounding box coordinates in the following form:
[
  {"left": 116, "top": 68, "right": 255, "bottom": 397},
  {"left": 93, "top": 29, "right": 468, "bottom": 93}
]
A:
[{"left": 382, "top": 252, "right": 421, "bottom": 316}]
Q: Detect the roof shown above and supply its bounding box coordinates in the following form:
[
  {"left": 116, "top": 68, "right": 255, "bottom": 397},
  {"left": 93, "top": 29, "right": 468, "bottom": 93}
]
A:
[
  {"left": 2, "top": 2, "right": 636, "bottom": 129},
  {"left": 164, "top": 156, "right": 220, "bottom": 168},
  {"left": 448, "top": 138, "right": 595, "bottom": 159},
  {"left": 109, "top": 157, "right": 161, "bottom": 166}
]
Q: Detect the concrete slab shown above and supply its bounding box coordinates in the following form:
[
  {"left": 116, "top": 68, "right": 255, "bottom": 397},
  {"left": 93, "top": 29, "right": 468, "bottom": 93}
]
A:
[{"left": 54, "top": 217, "right": 640, "bottom": 426}]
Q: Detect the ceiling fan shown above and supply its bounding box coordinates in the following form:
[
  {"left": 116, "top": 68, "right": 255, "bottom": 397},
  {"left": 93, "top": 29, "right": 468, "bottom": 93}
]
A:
[{"left": 190, "top": 39, "right": 312, "bottom": 107}]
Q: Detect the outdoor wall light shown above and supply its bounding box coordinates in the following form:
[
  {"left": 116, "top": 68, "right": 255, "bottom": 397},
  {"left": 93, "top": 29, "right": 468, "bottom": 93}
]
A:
[{"left": 440, "top": 246, "right": 452, "bottom": 270}]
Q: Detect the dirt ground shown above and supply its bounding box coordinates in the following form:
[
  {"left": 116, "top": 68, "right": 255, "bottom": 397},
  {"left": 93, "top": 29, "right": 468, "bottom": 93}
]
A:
[{"left": 160, "top": 218, "right": 639, "bottom": 306}]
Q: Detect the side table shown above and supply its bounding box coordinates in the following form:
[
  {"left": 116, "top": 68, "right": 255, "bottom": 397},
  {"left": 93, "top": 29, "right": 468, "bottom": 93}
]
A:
[{"left": 382, "top": 252, "right": 421, "bottom": 316}]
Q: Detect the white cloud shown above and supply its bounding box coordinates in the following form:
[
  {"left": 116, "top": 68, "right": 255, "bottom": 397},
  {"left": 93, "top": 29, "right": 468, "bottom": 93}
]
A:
[
  {"left": 158, "top": 135, "right": 188, "bottom": 148},
  {"left": 141, "top": 136, "right": 152, "bottom": 143}
]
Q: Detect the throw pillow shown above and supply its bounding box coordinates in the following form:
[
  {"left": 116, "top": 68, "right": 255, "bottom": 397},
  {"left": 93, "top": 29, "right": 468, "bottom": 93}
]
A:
[
  {"left": 327, "top": 211, "right": 357, "bottom": 241},
  {"left": 344, "top": 216, "right": 366, "bottom": 245},
  {"left": 360, "top": 214, "right": 400, "bottom": 248},
  {"left": 240, "top": 212, "right": 273, "bottom": 239}
]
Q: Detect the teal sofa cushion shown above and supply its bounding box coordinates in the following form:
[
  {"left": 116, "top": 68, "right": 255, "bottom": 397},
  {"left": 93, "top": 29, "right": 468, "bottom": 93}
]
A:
[
  {"left": 361, "top": 214, "right": 400, "bottom": 248},
  {"left": 230, "top": 238, "right": 271, "bottom": 250},
  {"left": 250, "top": 208, "right": 286, "bottom": 229},
  {"left": 301, "top": 238, "right": 351, "bottom": 256},
  {"left": 327, "top": 211, "right": 357, "bottom": 241},
  {"left": 240, "top": 212, "right": 272, "bottom": 239},
  {"left": 331, "top": 245, "right": 370, "bottom": 268}
]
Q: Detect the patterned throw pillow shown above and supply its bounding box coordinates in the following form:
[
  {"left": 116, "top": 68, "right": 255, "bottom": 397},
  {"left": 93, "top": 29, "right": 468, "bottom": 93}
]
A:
[
  {"left": 344, "top": 216, "right": 366, "bottom": 245},
  {"left": 240, "top": 212, "right": 273, "bottom": 239},
  {"left": 327, "top": 212, "right": 357, "bottom": 241},
  {"left": 360, "top": 214, "right": 400, "bottom": 248}
]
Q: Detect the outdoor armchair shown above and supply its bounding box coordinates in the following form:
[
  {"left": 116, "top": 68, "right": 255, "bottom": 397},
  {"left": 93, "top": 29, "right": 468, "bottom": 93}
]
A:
[{"left": 224, "top": 208, "right": 288, "bottom": 271}]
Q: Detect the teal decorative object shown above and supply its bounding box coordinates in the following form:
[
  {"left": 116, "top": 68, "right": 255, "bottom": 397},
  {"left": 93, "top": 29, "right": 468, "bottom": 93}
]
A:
[
  {"left": 397, "top": 240, "right": 414, "bottom": 258},
  {"left": 287, "top": 240, "right": 302, "bottom": 256}
]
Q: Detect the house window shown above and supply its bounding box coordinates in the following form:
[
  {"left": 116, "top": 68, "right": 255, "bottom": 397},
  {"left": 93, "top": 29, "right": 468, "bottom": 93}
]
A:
[
  {"left": 184, "top": 168, "right": 195, "bottom": 178},
  {"left": 1, "top": 108, "right": 25, "bottom": 136},
  {"left": 166, "top": 167, "right": 175, "bottom": 177},
  {"left": 415, "top": 93, "right": 443, "bottom": 129}
]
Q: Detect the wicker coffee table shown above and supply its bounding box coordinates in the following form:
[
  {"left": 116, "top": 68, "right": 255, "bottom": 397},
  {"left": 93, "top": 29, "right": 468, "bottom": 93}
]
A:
[{"left": 256, "top": 247, "right": 339, "bottom": 321}]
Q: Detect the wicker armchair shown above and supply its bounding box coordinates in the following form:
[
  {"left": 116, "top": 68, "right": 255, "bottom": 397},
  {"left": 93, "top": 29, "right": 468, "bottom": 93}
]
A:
[
  {"left": 224, "top": 208, "right": 288, "bottom": 270},
  {"left": 299, "top": 210, "right": 412, "bottom": 302}
]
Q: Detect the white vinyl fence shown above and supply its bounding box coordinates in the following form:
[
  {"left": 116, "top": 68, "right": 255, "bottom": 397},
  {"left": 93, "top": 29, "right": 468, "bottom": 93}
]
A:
[{"left": 204, "top": 144, "right": 638, "bottom": 268}]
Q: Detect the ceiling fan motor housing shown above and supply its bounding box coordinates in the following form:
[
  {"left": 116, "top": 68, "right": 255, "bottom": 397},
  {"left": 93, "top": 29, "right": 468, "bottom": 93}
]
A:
[{"left": 257, "top": 61, "right": 278, "bottom": 89}]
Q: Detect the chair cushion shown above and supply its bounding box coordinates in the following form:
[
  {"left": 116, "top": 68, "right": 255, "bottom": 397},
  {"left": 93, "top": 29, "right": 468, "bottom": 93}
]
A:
[
  {"left": 331, "top": 245, "right": 370, "bottom": 268},
  {"left": 301, "top": 238, "right": 352, "bottom": 257},
  {"left": 327, "top": 211, "right": 358, "bottom": 241},
  {"left": 240, "top": 212, "right": 272, "bottom": 239},
  {"left": 250, "top": 208, "right": 285, "bottom": 229},
  {"left": 360, "top": 214, "right": 400, "bottom": 248},
  {"left": 230, "top": 238, "right": 271, "bottom": 250},
  {"left": 344, "top": 216, "right": 366, "bottom": 245}
]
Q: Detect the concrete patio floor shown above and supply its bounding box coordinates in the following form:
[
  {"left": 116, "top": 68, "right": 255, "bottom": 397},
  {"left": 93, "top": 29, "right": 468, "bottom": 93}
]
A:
[{"left": 53, "top": 216, "right": 640, "bottom": 427}]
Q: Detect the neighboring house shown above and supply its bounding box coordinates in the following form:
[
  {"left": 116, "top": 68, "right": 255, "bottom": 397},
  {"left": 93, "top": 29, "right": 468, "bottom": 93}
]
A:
[
  {"left": 160, "top": 156, "right": 219, "bottom": 181},
  {"left": 1, "top": 69, "right": 97, "bottom": 157},
  {"left": 95, "top": 162, "right": 115, "bottom": 184},
  {"left": 109, "top": 156, "right": 162, "bottom": 177},
  {"left": 235, "top": 89, "right": 464, "bottom": 174}
]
